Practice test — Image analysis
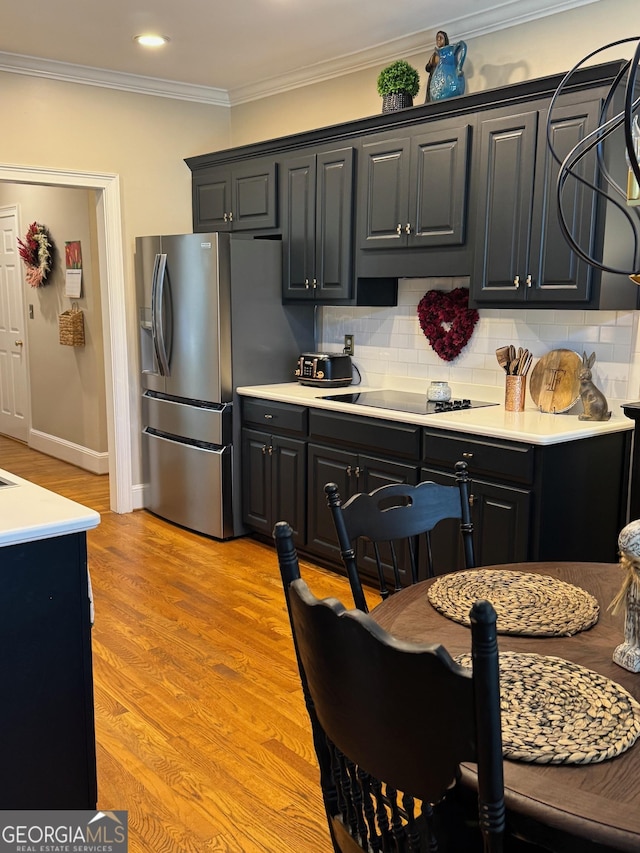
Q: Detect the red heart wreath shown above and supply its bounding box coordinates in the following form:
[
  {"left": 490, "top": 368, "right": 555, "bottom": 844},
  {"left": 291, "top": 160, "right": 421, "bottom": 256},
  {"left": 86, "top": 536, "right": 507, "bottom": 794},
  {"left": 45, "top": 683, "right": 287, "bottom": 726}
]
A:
[{"left": 417, "top": 287, "right": 479, "bottom": 362}]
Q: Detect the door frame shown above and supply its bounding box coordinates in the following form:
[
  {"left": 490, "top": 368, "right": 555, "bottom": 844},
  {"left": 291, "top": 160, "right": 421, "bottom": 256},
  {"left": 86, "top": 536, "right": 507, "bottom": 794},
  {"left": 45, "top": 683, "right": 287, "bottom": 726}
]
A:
[{"left": 0, "top": 164, "right": 132, "bottom": 514}]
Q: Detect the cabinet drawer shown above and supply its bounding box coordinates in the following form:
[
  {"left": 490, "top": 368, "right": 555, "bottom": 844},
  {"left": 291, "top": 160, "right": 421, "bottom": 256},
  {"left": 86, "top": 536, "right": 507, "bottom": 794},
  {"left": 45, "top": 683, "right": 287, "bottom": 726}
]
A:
[
  {"left": 242, "top": 399, "right": 308, "bottom": 436},
  {"left": 310, "top": 409, "right": 420, "bottom": 461},
  {"left": 422, "top": 429, "right": 534, "bottom": 484}
]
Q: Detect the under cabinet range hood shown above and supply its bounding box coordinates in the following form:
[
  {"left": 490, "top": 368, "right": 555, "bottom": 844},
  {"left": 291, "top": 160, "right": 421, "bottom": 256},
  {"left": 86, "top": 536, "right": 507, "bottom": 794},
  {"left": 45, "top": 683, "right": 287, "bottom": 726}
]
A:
[{"left": 321, "top": 389, "right": 498, "bottom": 415}]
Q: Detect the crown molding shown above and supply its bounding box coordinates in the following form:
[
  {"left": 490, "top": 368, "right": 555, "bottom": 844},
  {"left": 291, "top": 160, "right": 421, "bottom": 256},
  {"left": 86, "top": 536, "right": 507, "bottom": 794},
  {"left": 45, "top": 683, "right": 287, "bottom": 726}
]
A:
[
  {"left": 0, "top": 0, "right": 599, "bottom": 107},
  {"left": 0, "top": 51, "right": 230, "bottom": 106},
  {"left": 229, "top": 0, "right": 600, "bottom": 104}
]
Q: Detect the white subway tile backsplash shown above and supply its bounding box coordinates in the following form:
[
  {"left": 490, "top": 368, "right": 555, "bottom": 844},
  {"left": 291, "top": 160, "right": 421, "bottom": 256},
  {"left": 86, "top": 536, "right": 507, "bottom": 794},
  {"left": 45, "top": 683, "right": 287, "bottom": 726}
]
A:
[{"left": 319, "top": 278, "right": 640, "bottom": 404}]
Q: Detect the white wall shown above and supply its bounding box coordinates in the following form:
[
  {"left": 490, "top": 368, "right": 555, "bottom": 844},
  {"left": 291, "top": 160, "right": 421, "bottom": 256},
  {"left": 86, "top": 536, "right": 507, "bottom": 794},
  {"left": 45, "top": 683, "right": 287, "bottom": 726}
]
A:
[
  {"left": 0, "top": 73, "right": 232, "bottom": 483},
  {"left": 230, "top": 0, "right": 638, "bottom": 145}
]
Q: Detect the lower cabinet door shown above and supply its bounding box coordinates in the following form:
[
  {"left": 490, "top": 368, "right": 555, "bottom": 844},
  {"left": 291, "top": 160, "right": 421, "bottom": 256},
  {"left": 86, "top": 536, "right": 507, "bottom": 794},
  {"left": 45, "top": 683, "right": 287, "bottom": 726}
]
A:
[
  {"left": 469, "top": 477, "right": 531, "bottom": 566},
  {"left": 241, "top": 429, "right": 306, "bottom": 546},
  {"left": 306, "top": 444, "right": 356, "bottom": 563},
  {"left": 357, "top": 455, "right": 419, "bottom": 588},
  {"left": 421, "top": 468, "right": 531, "bottom": 571},
  {"left": 241, "top": 428, "right": 271, "bottom": 537},
  {"left": 271, "top": 435, "right": 307, "bottom": 546}
]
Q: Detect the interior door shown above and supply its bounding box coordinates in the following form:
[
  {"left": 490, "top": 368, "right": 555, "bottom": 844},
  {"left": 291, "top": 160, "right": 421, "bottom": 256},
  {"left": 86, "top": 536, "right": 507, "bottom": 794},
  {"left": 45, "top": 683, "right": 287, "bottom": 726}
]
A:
[{"left": 0, "top": 206, "right": 28, "bottom": 442}]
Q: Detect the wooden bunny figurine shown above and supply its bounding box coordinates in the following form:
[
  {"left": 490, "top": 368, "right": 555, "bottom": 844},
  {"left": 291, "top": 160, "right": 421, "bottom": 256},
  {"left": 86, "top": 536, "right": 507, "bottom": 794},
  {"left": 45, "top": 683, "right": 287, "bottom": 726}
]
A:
[{"left": 578, "top": 352, "right": 611, "bottom": 421}]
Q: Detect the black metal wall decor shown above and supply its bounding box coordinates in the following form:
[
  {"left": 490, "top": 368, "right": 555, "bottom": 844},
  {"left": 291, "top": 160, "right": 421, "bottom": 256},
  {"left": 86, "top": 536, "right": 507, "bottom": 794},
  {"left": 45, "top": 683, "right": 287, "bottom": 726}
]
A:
[{"left": 548, "top": 37, "right": 640, "bottom": 282}]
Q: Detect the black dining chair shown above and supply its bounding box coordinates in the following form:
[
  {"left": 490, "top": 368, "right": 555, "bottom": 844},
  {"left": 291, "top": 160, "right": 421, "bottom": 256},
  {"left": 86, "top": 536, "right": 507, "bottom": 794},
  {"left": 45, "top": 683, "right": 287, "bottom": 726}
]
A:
[
  {"left": 273, "top": 519, "right": 505, "bottom": 853},
  {"left": 325, "top": 460, "right": 474, "bottom": 612}
]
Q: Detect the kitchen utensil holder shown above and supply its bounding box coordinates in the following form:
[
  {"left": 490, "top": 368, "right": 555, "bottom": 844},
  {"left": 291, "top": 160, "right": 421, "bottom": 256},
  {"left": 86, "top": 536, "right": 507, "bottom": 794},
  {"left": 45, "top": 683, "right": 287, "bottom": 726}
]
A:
[
  {"left": 505, "top": 374, "right": 526, "bottom": 412},
  {"left": 59, "top": 303, "right": 85, "bottom": 347}
]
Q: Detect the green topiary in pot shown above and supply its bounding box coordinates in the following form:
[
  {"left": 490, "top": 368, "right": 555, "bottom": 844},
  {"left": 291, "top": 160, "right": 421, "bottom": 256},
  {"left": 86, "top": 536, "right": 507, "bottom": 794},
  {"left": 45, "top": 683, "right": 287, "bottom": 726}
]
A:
[{"left": 377, "top": 60, "right": 420, "bottom": 97}]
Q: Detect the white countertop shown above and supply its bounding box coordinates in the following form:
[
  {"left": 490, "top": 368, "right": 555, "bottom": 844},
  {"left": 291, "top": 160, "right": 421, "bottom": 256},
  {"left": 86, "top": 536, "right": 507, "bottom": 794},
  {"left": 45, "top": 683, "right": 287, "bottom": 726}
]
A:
[
  {"left": 236, "top": 382, "right": 635, "bottom": 445},
  {"left": 0, "top": 468, "right": 101, "bottom": 546}
]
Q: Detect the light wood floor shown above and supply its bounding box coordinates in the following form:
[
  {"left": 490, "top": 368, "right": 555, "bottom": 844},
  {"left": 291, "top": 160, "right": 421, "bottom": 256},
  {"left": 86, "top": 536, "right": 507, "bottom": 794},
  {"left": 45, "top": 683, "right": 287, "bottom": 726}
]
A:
[{"left": 0, "top": 436, "right": 377, "bottom": 852}]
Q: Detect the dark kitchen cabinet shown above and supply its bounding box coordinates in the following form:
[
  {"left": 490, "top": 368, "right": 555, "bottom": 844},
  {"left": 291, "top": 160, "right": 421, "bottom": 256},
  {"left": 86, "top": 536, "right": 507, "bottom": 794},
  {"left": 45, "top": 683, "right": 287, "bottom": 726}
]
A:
[
  {"left": 282, "top": 146, "right": 354, "bottom": 301},
  {"left": 470, "top": 88, "right": 637, "bottom": 308},
  {"left": 240, "top": 395, "right": 630, "bottom": 587},
  {"left": 241, "top": 399, "right": 308, "bottom": 545},
  {"left": 422, "top": 427, "right": 629, "bottom": 565},
  {"left": 192, "top": 158, "right": 278, "bottom": 232},
  {"left": 422, "top": 466, "right": 531, "bottom": 571},
  {"left": 241, "top": 428, "right": 307, "bottom": 545},
  {"left": 0, "top": 532, "right": 97, "bottom": 808},
  {"left": 358, "top": 121, "right": 471, "bottom": 250},
  {"left": 304, "top": 409, "right": 421, "bottom": 583},
  {"left": 306, "top": 442, "right": 418, "bottom": 569}
]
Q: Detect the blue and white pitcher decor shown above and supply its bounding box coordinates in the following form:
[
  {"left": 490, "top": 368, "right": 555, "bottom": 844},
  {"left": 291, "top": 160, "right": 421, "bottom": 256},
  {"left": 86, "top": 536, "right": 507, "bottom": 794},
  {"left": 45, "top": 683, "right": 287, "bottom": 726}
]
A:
[{"left": 425, "top": 31, "right": 467, "bottom": 102}]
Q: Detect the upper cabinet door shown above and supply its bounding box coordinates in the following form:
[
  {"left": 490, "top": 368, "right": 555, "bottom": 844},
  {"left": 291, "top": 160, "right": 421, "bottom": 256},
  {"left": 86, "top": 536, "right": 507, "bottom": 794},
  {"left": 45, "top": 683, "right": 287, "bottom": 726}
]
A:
[
  {"left": 192, "top": 169, "right": 232, "bottom": 232},
  {"left": 282, "top": 153, "right": 316, "bottom": 299},
  {"left": 231, "top": 159, "right": 278, "bottom": 231},
  {"left": 527, "top": 95, "right": 601, "bottom": 303},
  {"left": 409, "top": 122, "right": 470, "bottom": 248},
  {"left": 314, "top": 147, "right": 354, "bottom": 300},
  {"left": 472, "top": 108, "right": 538, "bottom": 302},
  {"left": 358, "top": 122, "right": 471, "bottom": 251},
  {"left": 192, "top": 160, "right": 277, "bottom": 233},
  {"left": 282, "top": 146, "right": 354, "bottom": 301},
  {"left": 358, "top": 135, "right": 411, "bottom": 249}
]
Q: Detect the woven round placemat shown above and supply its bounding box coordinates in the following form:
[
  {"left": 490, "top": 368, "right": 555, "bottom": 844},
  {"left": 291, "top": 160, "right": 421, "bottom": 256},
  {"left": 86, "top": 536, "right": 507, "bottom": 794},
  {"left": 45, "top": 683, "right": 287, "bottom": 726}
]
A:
[
  {"left": 456, "top": 651, "right": 640, "bottom": 764},
  {"left": 428, "top": 569, "right": 599, "bottom": 636}
]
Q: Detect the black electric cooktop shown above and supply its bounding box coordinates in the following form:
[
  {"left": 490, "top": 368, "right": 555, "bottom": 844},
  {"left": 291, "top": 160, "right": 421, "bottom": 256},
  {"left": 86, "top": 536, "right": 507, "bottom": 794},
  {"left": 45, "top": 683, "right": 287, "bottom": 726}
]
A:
[{"left": 321, "top": 389, "right": 498, "bottom": 416}]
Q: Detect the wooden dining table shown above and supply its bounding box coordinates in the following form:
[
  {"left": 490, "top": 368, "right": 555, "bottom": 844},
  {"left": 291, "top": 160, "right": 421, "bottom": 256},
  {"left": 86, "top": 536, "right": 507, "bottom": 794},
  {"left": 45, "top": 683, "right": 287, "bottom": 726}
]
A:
[{"left": 371, "top": 562, "right": 640, "bottom": 853}]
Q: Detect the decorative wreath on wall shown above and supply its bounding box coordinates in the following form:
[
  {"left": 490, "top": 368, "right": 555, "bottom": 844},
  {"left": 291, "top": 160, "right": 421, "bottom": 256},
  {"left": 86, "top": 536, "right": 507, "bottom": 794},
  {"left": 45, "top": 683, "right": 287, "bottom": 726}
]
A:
[
  {"left": 17, "top": 222, "right": 53, "bottom": 287},
  {"left": 417, "top": 286, "right": 479, "bottom": 361}
]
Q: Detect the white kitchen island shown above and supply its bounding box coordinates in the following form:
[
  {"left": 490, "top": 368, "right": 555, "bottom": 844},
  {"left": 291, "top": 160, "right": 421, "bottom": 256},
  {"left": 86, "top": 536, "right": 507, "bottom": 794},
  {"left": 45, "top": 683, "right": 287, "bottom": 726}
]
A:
[{"left": 0, "top": 469, "right": 100, "bottom": 808}]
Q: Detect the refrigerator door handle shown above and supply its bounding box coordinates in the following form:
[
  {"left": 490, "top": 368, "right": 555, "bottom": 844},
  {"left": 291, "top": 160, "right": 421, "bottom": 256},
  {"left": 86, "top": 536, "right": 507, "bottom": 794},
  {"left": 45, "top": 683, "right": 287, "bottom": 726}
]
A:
[{"left": 151, "top": 253, "right": 171, "bottom": 376}]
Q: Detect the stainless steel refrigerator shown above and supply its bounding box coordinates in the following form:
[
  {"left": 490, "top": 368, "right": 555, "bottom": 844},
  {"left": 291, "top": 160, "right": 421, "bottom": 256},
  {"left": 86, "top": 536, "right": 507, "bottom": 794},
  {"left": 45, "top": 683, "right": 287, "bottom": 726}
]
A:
[{"left": 135, "top": 232, "right": 314, "bottom": 539}]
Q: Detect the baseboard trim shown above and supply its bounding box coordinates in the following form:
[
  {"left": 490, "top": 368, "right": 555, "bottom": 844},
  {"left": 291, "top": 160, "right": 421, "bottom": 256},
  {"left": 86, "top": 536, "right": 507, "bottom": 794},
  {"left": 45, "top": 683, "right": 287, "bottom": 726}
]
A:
[
  {"left": 29, "top": 430, "right": 109, "bottom": 475},
  {"left": 131, "top": 483, "right": 145, "bottom": 510}
]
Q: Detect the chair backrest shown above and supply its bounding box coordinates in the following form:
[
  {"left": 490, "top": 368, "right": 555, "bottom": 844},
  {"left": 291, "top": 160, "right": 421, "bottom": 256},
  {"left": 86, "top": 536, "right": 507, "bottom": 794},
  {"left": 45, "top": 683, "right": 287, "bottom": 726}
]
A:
[
  {"left": 325, "top": 460, "right": 474, "bottom": 612},
  {"left": 273, "top": 520, "right": 504, "bottom": 853}
]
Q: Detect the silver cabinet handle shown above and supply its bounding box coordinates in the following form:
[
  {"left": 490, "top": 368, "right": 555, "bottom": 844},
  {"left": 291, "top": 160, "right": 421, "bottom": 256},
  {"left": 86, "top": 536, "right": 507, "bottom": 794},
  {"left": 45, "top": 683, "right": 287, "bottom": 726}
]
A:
[
  {"left": 469, "top": 494, "right": 475, "bottom": 507},
  {"left": 514, "top": 275, "right": 520, "bottom": 287},
  {"left": 264, "top": 413, "right": 273, "bottom": 419},
  {"left": 405, "top": 223, "right": 412, "bottom": 234},
  {"left": 223, "top": 213, "right": 228, "bottom": 222},
  {"left": 304, "top": 279, "right": 310, "bottom": 289},
  {"left": 526, "top": 274, "right": 532, "bottom": 287},
  {"left": 354, "top": 466, "right": 361, "bottom": 478},
  {"left": 396, "top": 224, "right": 402, "bottom": 235},
  {"left": 346, "top": 465, "right": 352, "bottom": 476},
  {"left": 312, "top": 279, "right": 317, "bottom": 289},
  {"left": 228, "top": 211, "right": 233, "bottom": 222},
  {"left": 462, "top": 451, "right": 473, "bottom": 459}
]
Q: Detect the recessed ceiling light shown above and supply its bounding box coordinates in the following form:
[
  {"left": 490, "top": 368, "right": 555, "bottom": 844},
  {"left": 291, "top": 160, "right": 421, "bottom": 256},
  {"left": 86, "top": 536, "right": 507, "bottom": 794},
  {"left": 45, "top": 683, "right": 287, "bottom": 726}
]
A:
[{"left": 134, "top": 34, "right": 170, "bottom": 48}]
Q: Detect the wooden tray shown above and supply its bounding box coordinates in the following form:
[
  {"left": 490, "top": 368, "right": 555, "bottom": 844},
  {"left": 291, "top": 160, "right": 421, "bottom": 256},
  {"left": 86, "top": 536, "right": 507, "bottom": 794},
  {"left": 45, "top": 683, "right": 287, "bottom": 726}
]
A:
[{"left": 529, "top": 349, "right": 581, "bottom": 413}]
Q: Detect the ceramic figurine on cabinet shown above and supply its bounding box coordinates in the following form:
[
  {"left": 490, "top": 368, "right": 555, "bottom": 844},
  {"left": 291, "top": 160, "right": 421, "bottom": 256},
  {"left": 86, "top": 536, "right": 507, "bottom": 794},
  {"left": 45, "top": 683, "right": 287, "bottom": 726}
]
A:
[
  {"left": 610, "top": 519, "right": 640, "bottom": 672},
  {"left": 425, "top": 30, "right": 467, "bottom": 102},
  {"left": 577, "top": 352, "right": 611, "bottom": 421}
]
